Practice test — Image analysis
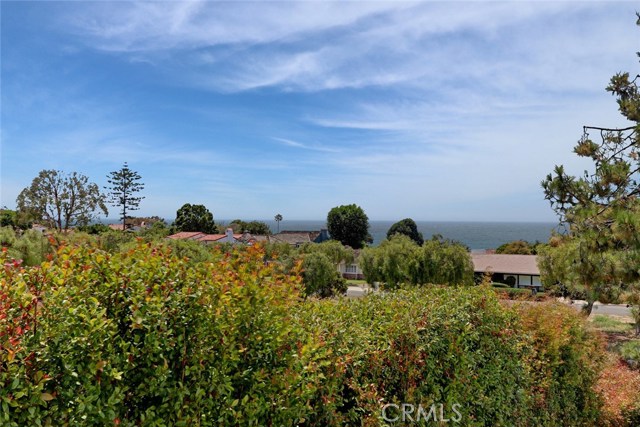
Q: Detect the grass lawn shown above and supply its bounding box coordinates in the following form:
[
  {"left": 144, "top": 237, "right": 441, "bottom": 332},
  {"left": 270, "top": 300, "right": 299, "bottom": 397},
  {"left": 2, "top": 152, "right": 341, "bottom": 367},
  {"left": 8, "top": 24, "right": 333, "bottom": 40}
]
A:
[
  {"left": 591, "top": 314, "right": 635, "bottom": 334},
  {"left": 346, "top": 279, "right": 368, "bottom": 286}
]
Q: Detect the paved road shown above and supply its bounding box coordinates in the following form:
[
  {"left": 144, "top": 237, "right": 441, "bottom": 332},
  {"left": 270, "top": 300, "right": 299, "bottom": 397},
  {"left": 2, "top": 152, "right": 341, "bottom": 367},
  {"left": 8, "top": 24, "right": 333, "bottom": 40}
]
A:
[
  {"left": 346, "top": 286, "right": 369, "bottom": 298},
  {"left": 570, "top": 301, "right": 632, "bottom": 317}
]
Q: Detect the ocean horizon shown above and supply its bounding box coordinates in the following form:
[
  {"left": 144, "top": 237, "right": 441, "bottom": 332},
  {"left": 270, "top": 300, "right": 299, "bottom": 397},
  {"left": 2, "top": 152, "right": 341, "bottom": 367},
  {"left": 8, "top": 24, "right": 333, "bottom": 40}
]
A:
[
  {"left": 103, "top": 218, "right": 558, "bottom": 250},
  {"left": 261, "top": 220, "right": 559, "bottom": 250}
]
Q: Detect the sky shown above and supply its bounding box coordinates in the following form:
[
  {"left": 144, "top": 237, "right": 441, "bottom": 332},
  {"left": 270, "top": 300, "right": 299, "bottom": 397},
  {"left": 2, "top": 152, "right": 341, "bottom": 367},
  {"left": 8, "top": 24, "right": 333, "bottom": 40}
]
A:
[{"left": 1, "top": 1, "right": 639, "bottom": 222}]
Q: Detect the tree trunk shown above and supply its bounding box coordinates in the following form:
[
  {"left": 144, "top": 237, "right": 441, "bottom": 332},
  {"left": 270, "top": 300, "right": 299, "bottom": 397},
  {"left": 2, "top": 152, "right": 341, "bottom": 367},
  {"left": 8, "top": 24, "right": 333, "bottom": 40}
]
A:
[
  {"left": 581, "top": 287, "right": 596, "bottom": 316},
  {"left": 581, "top": 299, "right": 594, "bottom": 316}
]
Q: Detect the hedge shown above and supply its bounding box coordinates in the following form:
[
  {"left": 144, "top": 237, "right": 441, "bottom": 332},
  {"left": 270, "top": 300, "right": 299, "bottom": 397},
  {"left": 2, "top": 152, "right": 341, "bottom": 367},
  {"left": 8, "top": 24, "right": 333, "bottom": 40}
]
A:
[{"left": 1, "top": 241, "right": 606, "bottom": 426}]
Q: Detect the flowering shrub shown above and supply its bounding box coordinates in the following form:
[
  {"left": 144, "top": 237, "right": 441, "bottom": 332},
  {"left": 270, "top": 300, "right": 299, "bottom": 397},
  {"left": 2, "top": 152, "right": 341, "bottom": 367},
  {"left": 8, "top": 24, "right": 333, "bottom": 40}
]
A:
[{"left": 0, "top": 240, "right": 608, "bottom": 426}]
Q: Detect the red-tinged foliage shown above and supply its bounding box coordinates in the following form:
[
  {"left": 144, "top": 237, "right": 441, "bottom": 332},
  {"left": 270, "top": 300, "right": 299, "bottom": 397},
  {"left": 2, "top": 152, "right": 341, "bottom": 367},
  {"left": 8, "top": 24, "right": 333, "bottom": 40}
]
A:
[
  {"left": 0, "top": 238, "right": 612, "bottom": 426},
  {"left": 596, "top": 354, "right": 640, "bottom": 426}
]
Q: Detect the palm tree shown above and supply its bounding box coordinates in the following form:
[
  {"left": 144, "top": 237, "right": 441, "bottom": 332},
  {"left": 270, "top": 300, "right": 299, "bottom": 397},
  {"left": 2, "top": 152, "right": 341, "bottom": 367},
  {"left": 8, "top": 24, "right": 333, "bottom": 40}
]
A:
[{"left": 274, "top": 214, "right": 283, "bottom": 233}]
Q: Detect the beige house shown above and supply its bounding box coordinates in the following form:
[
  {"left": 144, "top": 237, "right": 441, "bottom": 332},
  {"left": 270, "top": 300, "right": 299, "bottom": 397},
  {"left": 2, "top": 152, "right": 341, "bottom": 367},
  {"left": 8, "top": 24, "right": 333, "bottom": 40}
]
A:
[
  {"left": 471, "top": 253, "right": 541, "bottom": 289},
  {"left": 338, "top": 260, "right": 365, "bottom": 280}
]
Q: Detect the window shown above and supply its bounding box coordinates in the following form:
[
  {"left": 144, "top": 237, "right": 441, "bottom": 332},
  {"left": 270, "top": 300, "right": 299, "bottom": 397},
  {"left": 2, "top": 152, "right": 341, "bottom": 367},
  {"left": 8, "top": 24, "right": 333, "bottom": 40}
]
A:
[{"left": 345, "top": 264, "right": 358, "bottom": 274}]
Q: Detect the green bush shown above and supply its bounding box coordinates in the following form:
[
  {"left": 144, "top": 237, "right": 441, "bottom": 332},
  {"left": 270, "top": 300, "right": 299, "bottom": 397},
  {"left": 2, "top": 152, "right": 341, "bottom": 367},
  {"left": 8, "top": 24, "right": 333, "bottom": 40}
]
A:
[
  {"left": 301, "top": 252, "right": 347, "bottom": 298},
  {"left": 0, "top": 227, "right": 53, "bottom": 266},
  {"left": 292, "top": 288, "right": 604, "bottom": 426},
  {"left": 0, "top": 240, "right": 607, "bottom": 426},
  {"left": 491, "top": 282, "right": 510, "bottom": 288},
  {"left": 517, "top": 302, "right": 605, "bottom": 425},
  {"left": 0, "top": 242, "right": 316, "bottom": 426},
  {"left": 95, "top": 230, "right": 136, "bottom": 253},
  {"left": 621, "top": 340, "right": 640, "bottom": 366}
]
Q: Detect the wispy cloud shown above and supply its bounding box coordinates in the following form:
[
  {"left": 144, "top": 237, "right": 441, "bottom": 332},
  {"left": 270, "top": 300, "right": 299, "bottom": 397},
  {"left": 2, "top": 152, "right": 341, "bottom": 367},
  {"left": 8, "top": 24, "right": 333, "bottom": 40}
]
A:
[
  {"left": 272, "top": 137, "right": 341, "bottom": 153},
  {"left": 3, "top": 2, "right": 638, "bottom": 221},
  {"left": 57, "top": 1, "right": 633, "bottom": 94}
]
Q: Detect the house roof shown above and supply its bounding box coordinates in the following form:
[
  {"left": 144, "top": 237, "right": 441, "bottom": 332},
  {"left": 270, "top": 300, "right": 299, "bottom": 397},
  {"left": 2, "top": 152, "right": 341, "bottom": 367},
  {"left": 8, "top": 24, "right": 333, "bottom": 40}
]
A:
[
  {"left": 270, "top": 232, "right": 313, "bottom": 245},
  {"left": 167, "top": 232, "right": 206, "bottom": 240},
  {"left": 471, "top": 254, "right": 540, "bottom": 276},
  {"left": 197, "top": 234, "right": 226, "bottom": 242}
]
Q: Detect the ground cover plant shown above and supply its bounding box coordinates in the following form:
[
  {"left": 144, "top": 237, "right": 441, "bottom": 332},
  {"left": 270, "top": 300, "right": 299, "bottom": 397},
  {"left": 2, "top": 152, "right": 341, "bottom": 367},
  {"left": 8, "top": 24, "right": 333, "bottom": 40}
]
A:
[
  {"left": 591, "top": 315, "right": 640, "bottom": 426},
  {"left": 0, "top": 239, "right": 614, "bottom": 425}
]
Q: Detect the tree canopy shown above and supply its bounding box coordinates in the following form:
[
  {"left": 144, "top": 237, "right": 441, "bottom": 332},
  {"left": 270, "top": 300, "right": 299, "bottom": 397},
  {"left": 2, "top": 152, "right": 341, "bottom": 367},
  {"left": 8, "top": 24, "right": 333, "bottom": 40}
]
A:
[
  {"left": 105, "top": 163, "right": 144, "bottom": 230},
  {"left": 174, "top": 203, "right": 217, "bottom": 234},
  {"left": 228, "top": 220, "right": 271, "bottom": 235},
  {"left": 360, "top": 234, "right": 474, "bottom": 288},
  {"left": 540, "top": 14, "right": 640, "bottom": 313},
  {"left": 16, "top": 170, "right": 107, "bottom": 231},
  {"left": 495, "top": 240, "right": 542, "bottom": 255},
  {"left": 274, "top": 214, "right": 283, "bottom": 232},
  {"left": 386, "top": 218, "right": 424, "bottom": 245},
  {"left": 326, "top": 204, "right": 371, "bottom": 249}
]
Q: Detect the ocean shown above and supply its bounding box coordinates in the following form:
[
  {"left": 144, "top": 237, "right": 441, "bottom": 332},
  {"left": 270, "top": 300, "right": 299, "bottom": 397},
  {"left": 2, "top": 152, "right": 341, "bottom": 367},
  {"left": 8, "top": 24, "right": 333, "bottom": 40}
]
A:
[{"left": 218, "top": 219, "right": 560, "bottom": 251}]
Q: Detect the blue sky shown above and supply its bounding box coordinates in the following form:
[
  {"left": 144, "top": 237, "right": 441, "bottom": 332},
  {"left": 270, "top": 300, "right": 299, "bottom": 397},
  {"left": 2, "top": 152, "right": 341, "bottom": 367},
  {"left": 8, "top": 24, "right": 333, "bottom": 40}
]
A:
[{"left": 1, "top": 1, "right": 638, "bottom": 222}]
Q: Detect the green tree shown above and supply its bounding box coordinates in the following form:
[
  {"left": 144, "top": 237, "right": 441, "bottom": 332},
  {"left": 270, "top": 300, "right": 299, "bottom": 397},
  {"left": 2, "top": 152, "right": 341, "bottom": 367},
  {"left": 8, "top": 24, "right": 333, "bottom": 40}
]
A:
[
  {"left": 76, "top": 223, "right": 111, "bottom": 235},
  {"left": 105, "top": 163, "right": 144, "bottom": 231},
  {"left": 326, "top": 204, "right": 371, "bottom": 249},
  {"left": 541, "top": 14, "right": 640, "bottom": 314},
  {"left": 298, "top": 240, "right": 354, "bottom": 265},
  {"left": 1, "top": 208, "right": 32, "bottom": 230},
  {"left": 360, "top": 234, "right": 420, "bottom": 289},
  {"left": 139, "top": 221, "right": 171, "bottom": 241},
  {"left": 174, "top": 203, "right": 217, "bottom": 234},
  {"left": 387, "top": 218, "right": 424, "bottom": 245},
  {"left": 418, "top": 235, "right": 474, "bottom": 286},
  {"left": 495, "top": 240, "right": 540, "bottom": 255},
  {"left": 0, "top": 208, "right": 16, "bottom": 228},
  {"left": 16, "top": 170, "right": 107, "bottom": 231},
  {"left": 228, "top": 220, "right": 271, "bottom": 235},
  {"left": 360, "top": 234, "right": 473, "bottom": 288},
  {"left": 274, "top": 213, "right": 283, "bottom": 232}
]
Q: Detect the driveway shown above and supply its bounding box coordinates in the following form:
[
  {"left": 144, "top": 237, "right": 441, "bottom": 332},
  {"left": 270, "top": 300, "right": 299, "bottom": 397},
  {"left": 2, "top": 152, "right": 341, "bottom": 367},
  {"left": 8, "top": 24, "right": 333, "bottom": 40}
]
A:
[{"left": 346, "top": 285, "right": 370, "bottom": 298}]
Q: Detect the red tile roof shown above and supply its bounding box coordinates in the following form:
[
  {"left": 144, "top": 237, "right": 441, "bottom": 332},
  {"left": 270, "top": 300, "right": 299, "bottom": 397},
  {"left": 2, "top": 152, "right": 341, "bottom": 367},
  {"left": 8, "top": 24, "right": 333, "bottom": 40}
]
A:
[{"left": 197, "top": 234, "right": 226, "bottom": 242}]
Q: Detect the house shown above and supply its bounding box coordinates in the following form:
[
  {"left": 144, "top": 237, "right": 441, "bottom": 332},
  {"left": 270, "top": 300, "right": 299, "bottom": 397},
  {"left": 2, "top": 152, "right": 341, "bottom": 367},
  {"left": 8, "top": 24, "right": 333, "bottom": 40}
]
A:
[
  {"left": 198, "top": 228, "right": 242, "bottom": 244},
  {"left": 167, "top": 231, "right": 206, "bottom": 240},
  {"left": 31, "top": 223, "right": 48, "bottom": 233},
  {"left": 108, "top": 223, "right": 128, "bottom": 231},
  {"left": 269, "top": 229, "right": 330, "bottom": 247},
  {"left": 167, "top": 228, "right": 242, "bottom": 244},
  {"left": 167, "top": 228, "right": 332, "bottom": 248},
  {"left": 471, "top": 253, "right": 541, "bottom": 289},
  {"left": 338, "top": 251, "right": 365, "bottom": 280}
]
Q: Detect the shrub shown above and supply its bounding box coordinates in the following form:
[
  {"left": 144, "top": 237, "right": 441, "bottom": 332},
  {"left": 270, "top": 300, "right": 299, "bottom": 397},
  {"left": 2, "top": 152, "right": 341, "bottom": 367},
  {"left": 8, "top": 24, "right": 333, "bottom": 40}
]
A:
[
  {"left": 596, "top": 355, "right": 640, "bottom": 426},
  {"left": 0, "top": 242, "right": 322, "bottom": 426},
  {"left": 621, "top": 340, "right": 640, "bottom": 368},
  {"left": 0, "top": 240, "right": 608, "bottom": 426},
  {"left": 0, "top": 227, "right": 53, "bottom": 266},
  {"left": 294, "top": 288, "right": 605, "bottom": 426},
  {"left": 301, "top": 252, "right": 347, "bottom": 298},
  {"left": 95, "top": 230, "right": 136, "bottom": 253},
  {"left": 517, "top": 302, "right": 605, "bottom": 425},
  {"left": 491, "top": 282, "right": 510, "bottom": 288}
]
